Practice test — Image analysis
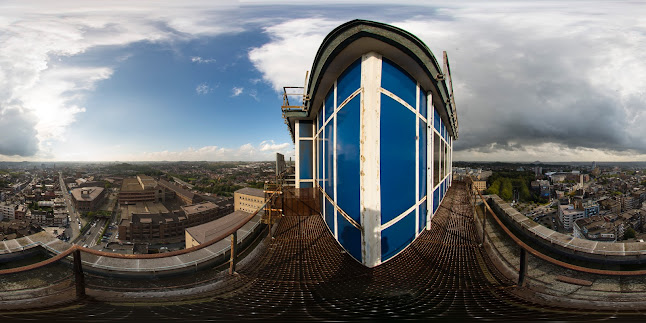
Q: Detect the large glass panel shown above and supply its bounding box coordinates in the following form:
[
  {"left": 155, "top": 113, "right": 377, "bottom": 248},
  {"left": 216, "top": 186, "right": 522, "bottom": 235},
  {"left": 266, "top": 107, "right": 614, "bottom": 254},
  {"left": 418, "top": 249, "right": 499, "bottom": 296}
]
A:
[
  {"left": 433, "top": 187, "right": 440, "bottom": 214},
  {"left": 418, "top": 201, "right": 427, "bottom": 234},
  {"left": 381, "top": 210, "right": 415, "bottom": 262},
  {"left": 325, "top": 197, "right": 335, "bottom": 232},
  {"left": 434, "top": 109, "right": 441, "bottom": 132},
  {"left": 420, "top": 89, "right": 427, "bottom": 119},
  {"left": 433, "top": 132, "right": 440, "bottom": 187},
  {"left": 299, "top": 140, "right": 313, "bottom": 180},
  {"left": 317, "top": 134, "right": 323, "bottom": 187},
  {"left": 336, "top": 96, "right": 360, "bottom": 223},
  {"left": 317, "top": 108, "right": 323, "bottom": 133},
  {"left": 336, "top": 59, "right": 361, "bottom": 104},
  {"left": 324, "top": 88, "right": 335, "bottom": 123},
  {"left": 300, "top": 182, "right": 313, "bottom": 188},
  {"left": 325, "top": 118, "right": 334, "bottom": 197},
  {"left": 338, "top": 215, "right": 362, "bottom": 262},
  {"left": 299, "top": 120, "right": 313, "bottom": 138},
  {"left": 381, "top": 58, "right": 416, "bottom": 108},
  {"left": 380, "top": 94, "right": 416, "bottom": 224}
]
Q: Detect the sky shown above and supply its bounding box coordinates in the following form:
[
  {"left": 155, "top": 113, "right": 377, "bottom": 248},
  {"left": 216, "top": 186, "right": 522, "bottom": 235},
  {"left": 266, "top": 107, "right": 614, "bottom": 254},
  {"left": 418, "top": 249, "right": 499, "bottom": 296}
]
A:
[{"left": 0, "top": 1, "right": 645, "bottom": 162}]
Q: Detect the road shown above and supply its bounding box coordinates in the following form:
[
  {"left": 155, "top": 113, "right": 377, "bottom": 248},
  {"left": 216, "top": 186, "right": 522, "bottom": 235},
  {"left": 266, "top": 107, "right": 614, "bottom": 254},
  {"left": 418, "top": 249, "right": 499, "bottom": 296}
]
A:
[{"left": 59, "top": 172, "right": 81, "bottom": 242}]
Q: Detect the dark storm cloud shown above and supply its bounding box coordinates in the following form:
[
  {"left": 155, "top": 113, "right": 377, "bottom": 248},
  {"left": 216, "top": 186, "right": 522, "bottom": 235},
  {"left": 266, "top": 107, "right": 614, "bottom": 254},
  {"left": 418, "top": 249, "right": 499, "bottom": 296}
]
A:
[{"left": 388, "top": 4, "right": 646, "bottom": 160}]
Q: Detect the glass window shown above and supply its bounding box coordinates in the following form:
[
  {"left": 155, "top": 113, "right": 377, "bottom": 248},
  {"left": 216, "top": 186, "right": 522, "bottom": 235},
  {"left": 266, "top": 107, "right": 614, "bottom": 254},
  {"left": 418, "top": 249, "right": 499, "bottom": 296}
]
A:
[
  {"left": 381, "top": 58, "right": 416, "bottom": 108},
  {"left": 336, "top": 59, "right": 361, "bottom": 104},
  {"left": 299, "top": 120, "right": 313, "bottom": 138},
  {"left": 325, "top": 118, "right": 334, "bottom": 197},
  {"left": 434, "top": 109, "right": 440, "bottom": 132},
  {"left": 336, "top": 96, "right": 360, "bottom": 223},
  {"left": 324, "top": 88, "right": 334, "bottom": 123},
  {"left": 380, "top": 94, "right": 416, "bottom": 224},
  {"left": 433, "top": 132, "right": 440, "bottom": 187},
  {"left": 317, "top": 108, "right": 323, "bottom": 133},
  {"left": 298, "top": 140, "right": 313, "bottom": 180},
  {"left": 338, "top": 215, "right": 362, "bottom": 262},
  {"left": 318, "top": 134, "right": 323, "bottom": 187},
  {"left": 420, "top": 89, "right": 427, "bottom": 120},
  {"left": 381, "top": 211, "right": 415, "bottom": 262}
]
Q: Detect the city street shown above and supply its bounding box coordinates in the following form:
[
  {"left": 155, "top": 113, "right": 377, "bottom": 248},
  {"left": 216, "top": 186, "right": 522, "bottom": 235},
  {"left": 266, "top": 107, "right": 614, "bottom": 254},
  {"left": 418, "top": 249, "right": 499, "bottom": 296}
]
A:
[{"left": 59, "top": 172, "right": 82, "bottom": 243}]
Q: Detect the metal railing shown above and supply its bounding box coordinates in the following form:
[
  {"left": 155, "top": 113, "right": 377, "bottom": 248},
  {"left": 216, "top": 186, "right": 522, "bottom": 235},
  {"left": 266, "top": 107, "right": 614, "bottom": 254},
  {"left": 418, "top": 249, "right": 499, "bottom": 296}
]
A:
[
  {"left": 0, "top": 185, "right": 284, "bottom": 301},
  {"left": 467, "top": 177, "right": 646, "bottom": 277}
]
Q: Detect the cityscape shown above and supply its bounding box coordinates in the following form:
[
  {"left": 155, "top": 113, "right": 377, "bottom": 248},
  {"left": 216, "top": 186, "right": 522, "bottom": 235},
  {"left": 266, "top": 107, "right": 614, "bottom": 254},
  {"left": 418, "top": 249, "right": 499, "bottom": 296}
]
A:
[{"left": 3, "top": 1, "right": 646, "bottom": 322}]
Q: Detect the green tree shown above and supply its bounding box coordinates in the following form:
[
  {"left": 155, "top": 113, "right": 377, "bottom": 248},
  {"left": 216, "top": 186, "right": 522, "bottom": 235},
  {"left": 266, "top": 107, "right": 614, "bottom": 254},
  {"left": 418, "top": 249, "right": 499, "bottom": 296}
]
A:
[
  {"left": 500, "top": 178, "right": 513, "bottom": 201},
  {"left": 625, "top": 227, "right": 636, "bottom": 240}
]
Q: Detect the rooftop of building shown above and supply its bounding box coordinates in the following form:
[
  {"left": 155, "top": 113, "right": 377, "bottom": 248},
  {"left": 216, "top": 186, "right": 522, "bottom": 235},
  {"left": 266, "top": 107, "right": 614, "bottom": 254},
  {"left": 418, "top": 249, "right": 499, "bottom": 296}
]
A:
[
  {"left": 70, "top": 186, "right": 104, "bottom": 202},
  {"left": 120, "top": 175, "right": 157, "bottom": 192},
  {"left": 158, "top": 178, "right": 196, "bottom": 199},
  {"left": 235, "top": 187, "right": 264, "bottom": 198},
  {"left": 180, "top": 201, "right": 219, "bottom": 215},
  {"left": 185, "top": 210, "right": 252, "bottom": 244}
]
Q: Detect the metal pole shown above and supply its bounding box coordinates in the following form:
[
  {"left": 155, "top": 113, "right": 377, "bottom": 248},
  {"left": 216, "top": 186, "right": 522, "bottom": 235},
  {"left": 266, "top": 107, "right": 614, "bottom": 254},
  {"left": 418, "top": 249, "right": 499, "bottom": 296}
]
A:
[
  {"left": 73, "top": 248, "right": 86, "bottom": 298},
  {"left": 229, "top": 231, "right": 237, "bottom": 274},
  {"left": 518, "top": 248, "right": 527, "bottom": 286}
]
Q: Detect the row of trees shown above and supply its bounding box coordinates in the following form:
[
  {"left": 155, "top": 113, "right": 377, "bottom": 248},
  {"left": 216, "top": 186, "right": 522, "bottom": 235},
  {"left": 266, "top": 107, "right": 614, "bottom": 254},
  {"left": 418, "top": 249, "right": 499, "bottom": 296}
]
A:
[{"left": 485, "top": 171, "right": 547, "bottom": 203}]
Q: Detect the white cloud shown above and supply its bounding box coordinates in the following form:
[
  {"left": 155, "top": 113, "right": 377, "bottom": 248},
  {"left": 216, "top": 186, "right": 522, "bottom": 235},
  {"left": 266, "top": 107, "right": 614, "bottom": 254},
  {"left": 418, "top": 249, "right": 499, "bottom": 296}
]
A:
[
  {"left": 248, "top": 18, "right": 342, "bottom": 91},
  {"left": 119, "top": 141, "right": 294, "bottom": 161},
  {"left": 196, "top": 83, "right": 212, "bottom": 95},
  {"left": 0, "top": 1, "right": 241, "bottom": 157},
  {"left": 248, "top": 4, "right": 646, "bottom": 161},
  {"left": 232, "top": 86, "right": 244, "bottom": 96},
  {"left": 191, "top": 56, "right": 216, "bottom": 64},
  {"left": 259, "top": 140, "right": 290, "bottom": 151}
]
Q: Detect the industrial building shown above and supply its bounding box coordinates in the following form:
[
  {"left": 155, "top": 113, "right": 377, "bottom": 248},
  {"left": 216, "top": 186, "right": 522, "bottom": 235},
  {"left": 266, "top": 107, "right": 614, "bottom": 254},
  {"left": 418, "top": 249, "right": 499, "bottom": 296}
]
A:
[
  {"left": 234, "top": 187, "right": 265, "bottom": 213},
  {"left": 70, "top": 186, "right": 106, "bottom": 212},
  {"left": 118, "top": 175, "right": 163, "bottom": 205}
]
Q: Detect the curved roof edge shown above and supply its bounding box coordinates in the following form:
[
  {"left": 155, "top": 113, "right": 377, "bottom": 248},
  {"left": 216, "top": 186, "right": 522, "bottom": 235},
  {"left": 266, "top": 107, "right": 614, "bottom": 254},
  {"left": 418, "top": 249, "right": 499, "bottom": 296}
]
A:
[{"left": 284, "top": 19, "right": 458, "bottom": 139}]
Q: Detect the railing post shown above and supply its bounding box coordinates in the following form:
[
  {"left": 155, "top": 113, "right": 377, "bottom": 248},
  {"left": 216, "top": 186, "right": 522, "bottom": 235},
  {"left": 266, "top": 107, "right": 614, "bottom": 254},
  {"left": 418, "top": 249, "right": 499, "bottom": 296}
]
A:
[
  {"left": 229, "top": 231, "right": 237, "bottom": 275},
  {"left": 73, "top": 248, "right": 86, "bottom": 298},
  {"left": 518, "top": 248, "right": 527, "bottom": 287}
]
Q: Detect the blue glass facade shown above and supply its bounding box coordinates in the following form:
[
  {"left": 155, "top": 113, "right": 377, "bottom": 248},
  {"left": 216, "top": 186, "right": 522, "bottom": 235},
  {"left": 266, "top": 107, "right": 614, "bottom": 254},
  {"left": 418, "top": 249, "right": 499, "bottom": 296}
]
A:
[{"left": 288, "top": 22, "right": 457, "bottom": 267}]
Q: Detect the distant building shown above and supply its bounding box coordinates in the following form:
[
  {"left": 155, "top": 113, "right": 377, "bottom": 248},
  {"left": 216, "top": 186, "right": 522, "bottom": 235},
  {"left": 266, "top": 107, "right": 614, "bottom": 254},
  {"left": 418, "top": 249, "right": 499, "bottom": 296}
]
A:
[
  {"left": 234, "top": 188, "right": 265, "bottom": 213},
  {"left": 14, "top": 204, "right": 26, "bottom": 221},
  {"left": 118, "top": 201, "right": 232, "bottom": 242},
  {"left": 0, "top": 203, "right": 16, "bottom": 221},
  {"left": 599, "top": 198, "right": 621, "bottom": 214},
  {"left": 573, "top": 215, "right": 617, "bottom": 241},
  {"left": 70, "top": 187, "right": 106, "bottom": 212},
  {"left": 185, "top": 210, "right": 252, "bottom": 249},
  {"left": 118, "top": 175, "right": 163, "bottom": 205},
  {"left": 621, "top": 195, "right": 640, "bottom": 212},
  {"left": 158, "top": 179, "right": 202, "bottom": 205},
  {"left": 472, "top": 180, "right": 487, "bottom": 194},
  {"left": 559, "top": 204, "right": 586, "bottom": 231}
]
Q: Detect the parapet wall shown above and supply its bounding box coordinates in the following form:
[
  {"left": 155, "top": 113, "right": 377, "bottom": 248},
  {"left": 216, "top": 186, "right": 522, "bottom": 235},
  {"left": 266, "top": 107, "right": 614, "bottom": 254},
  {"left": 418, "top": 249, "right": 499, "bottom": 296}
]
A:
[
  {"left": 488, "top": 195, "right": 646, "bottom": 264},
  {"left": 0, "top": 213, "right": 266, "bottom": 277}
]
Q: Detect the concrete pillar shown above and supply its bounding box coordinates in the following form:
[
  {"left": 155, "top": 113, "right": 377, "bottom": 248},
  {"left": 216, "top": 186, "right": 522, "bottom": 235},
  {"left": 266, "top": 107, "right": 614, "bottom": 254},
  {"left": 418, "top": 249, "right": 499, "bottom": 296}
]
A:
[
  {"left": 73, "top": 249, "right": 86, "bottom": 298},
  {"left": 518, "top": 248, "right": 527, "bottom": 287},
  {"left": 229, "top": 231, "right": 237, "bottom": 274}
]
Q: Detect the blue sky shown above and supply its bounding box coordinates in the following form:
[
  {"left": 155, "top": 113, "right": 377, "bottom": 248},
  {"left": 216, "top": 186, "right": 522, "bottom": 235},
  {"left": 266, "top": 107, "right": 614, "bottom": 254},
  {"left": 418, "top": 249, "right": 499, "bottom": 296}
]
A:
[{"left": 1, "top": 1, "right": 646, "bottom": 162}]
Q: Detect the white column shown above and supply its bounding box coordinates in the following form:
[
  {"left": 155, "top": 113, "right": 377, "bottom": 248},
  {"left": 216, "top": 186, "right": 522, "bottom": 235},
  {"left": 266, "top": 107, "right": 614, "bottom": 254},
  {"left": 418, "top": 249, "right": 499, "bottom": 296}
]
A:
[
  {"left": 360, "top": 52, "right": 382, "bottom": 267},
  {"left": 415, "top": 83, "right": 420, "bottom": 237},
  {"left": 295, "top": 120, "right": 300, "bottom": 189},
  {"left": 426, "top": 92, "right": 433, "bottom": 230},
  {"left": 333, "top": 81, "right": 338, "bottom": 239}
]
